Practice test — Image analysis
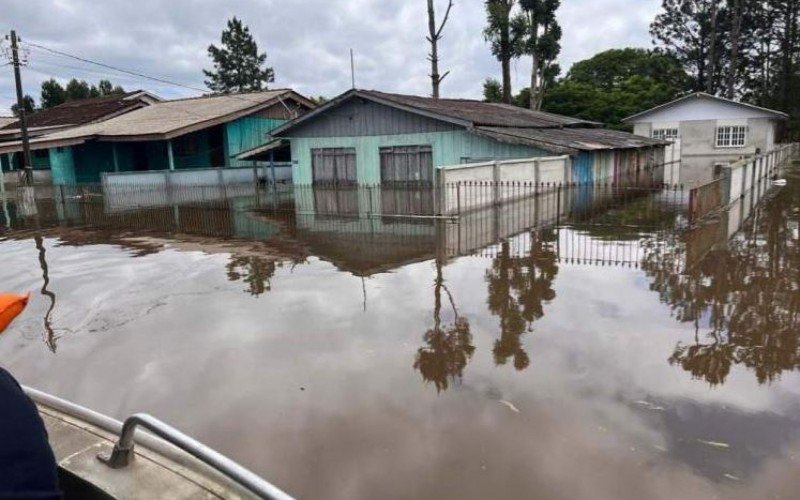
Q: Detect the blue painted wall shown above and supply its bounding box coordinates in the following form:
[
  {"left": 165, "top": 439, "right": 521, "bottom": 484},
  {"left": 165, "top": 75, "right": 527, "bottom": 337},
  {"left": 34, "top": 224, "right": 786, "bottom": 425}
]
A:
[
  {"left": 572, "top": 152, "right": 594, "bottom": 184},
  {"left": 49, "top": 147, "right": 77, "bottom": 185},
  {"left": 226, "top": 117, "right": 287, "bottom": 167},
  {"left": 45, "top": 116, "right": 289, "bottom": 184}
]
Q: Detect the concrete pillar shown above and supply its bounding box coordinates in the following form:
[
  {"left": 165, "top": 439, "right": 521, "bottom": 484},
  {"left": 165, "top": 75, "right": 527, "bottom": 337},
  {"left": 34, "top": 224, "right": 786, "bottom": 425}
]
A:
[{"left": 167, "top": 140, "right": 175, "bottom": 171}]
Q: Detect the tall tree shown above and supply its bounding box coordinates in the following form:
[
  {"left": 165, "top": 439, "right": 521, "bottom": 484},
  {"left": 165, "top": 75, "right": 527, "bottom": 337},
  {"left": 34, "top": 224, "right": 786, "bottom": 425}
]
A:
[
  {"left": 484, "top": 0, "right": 519, "bottom": 103},
  {"left": 650, "top": 0, "right": 727, "bottom": 94},
  {"left": 427, "top": 0, "right": 454, "bottom": 98},
  {"left": 774, "top": 0, "right": 799, "bottom": 115},
  {"left": 40, "top": 79, "right": 66, "bottom": 109},
  {"left": 725, "top": 0, "right": 743, "bottom": 98},
  {"left": 514, "top": 0, "right": 562, "bottom": 110},
  {"left": 204, "top": 17, "right": 275, "bottom": 94}
]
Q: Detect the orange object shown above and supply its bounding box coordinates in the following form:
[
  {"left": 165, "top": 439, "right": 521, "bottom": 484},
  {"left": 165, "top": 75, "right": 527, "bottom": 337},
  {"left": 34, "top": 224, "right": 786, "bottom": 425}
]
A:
[{"left": 0, "top": 293, "right": 30, "bottom": 333}]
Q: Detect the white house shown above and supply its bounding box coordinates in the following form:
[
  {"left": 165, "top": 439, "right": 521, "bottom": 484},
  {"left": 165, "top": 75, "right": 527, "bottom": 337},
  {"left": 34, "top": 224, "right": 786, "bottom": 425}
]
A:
[{"left": 624, "top": 92, "right": 788, "bottom": 184}]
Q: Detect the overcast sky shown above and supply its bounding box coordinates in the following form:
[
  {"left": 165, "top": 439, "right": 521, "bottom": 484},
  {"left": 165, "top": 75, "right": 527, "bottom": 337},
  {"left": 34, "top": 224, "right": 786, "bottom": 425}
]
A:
[{"left": 0, "top": 0, "right": 661, "bottom": 115}]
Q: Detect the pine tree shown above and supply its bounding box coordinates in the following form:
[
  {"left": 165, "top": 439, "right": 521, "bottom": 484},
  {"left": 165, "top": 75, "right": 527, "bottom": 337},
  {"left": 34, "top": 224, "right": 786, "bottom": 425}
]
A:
[{"left": 203, "top": 17, "right": 275, "bottom": 94}]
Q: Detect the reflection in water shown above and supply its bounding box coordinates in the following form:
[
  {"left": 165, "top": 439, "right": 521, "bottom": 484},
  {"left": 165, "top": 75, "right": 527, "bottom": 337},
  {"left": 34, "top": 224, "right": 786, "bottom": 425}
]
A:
[
  {"left": 4, "top": 166, "right": 800, "bottom": 498},
  {"left": 643, "top": 183, "right": 800, "bottom": 386},
  {"left": 34, "top": 235, "right": 60, "bottom": 352},
  {"left": 485, "top": 230, "right": 559, "bottom": 370},
  {"left": 414, "top": 260, "right": 474, "bottom": 392},
  {"left": 226, "top": 256, "right": 279, "bottom": 297}
]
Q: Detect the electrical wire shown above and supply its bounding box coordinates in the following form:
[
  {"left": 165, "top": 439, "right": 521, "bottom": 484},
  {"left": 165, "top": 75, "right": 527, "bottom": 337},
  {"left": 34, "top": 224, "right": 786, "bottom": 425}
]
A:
[
  {"left": 22, "top": 41, "right": 299, "bottom": 113},
  {"left": 10, "top": 39, "right": 305, "bottom": 119},
  {"left": 22, "top": 41, "right": 209, "bottom": 94}
]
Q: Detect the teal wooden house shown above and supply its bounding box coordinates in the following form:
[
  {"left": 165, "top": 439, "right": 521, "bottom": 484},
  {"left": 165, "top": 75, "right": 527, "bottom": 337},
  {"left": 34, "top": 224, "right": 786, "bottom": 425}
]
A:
[
  {"left": 269, "top": 90, "right": 666, "bottom": 186},
  {"left": 0, "top": 90, "right": 314, "bottom": 184}
]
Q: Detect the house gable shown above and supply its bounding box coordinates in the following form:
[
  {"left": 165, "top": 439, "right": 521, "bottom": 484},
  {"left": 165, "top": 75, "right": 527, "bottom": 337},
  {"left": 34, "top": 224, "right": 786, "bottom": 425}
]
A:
[
  {"left": 283, "top": 96, "right": 462, "bottom": 139},
  {"left": 627, "top": 94, "right": 786, "bottom": 124}
]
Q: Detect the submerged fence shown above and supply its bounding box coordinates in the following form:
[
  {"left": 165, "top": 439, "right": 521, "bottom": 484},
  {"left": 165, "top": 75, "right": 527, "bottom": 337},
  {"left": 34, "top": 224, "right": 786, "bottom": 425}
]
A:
[{"left": 688, "top": 143, "right": 799, "bottom": 222}]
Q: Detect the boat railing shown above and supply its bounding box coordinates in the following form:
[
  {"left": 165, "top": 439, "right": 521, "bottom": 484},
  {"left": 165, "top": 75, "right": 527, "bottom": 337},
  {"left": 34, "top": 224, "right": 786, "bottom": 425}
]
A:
[{"left": 23, "top": 386, "right": 294, "bottom": 500}]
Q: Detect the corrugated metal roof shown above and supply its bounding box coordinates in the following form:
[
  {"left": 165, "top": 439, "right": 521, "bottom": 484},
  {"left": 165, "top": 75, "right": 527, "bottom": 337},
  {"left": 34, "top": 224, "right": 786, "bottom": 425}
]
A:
[
  {"left": 473, "top": 126, "right": 668, "bottom": 155},
  {"left": 271, "top": 89, "right": 600, "bottom": 137},
  {"left": 52, "top": 90, "right": 298, "bottom": 139},
  {"left": 363, "top": 90, "right": 599, "bottom": 128},
  {"left": 1, "top": 91, "right": 154, "bottom": 130},
  {"left": 0, "top": 90, "right": 312, "bottom": 153}
]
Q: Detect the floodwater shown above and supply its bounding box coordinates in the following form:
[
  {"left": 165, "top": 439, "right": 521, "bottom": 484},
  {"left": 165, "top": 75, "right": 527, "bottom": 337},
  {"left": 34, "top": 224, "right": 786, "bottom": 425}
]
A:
[{"left": 1, "top": 173, "right": 799, "bottom": 500}]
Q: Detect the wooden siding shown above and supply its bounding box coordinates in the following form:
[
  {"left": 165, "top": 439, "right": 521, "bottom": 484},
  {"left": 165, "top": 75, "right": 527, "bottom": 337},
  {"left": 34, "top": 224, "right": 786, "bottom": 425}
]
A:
[
  {"left": 287, "top": 98, "right": 460, "bottom": 138},
  {"left": 226, "top": 116, "right": 287, "bottom": 167},
  {"left": 290, "top": 130, "right": 547, "bottom": 184}
]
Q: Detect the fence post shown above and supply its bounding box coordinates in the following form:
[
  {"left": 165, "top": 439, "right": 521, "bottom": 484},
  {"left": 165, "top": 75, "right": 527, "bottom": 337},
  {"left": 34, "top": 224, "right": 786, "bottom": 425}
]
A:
[
  {"left": 492, "top": 161, "right": 500, "bottom": 206},
  {"left": 456, "top": 181, "right": 461, "bottom": 216}
]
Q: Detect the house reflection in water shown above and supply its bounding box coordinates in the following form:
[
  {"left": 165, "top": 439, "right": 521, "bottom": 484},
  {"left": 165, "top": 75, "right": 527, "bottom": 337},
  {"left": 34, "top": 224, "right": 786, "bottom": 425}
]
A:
[{"left": 6, "top": 170, "right": 793, "bottom": 390}]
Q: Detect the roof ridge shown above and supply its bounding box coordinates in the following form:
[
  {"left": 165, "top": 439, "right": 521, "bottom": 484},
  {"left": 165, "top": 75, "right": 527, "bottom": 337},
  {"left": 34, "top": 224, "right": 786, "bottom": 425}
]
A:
[{"left": 159, "top": 89, "right": 292, "bottom": 104}]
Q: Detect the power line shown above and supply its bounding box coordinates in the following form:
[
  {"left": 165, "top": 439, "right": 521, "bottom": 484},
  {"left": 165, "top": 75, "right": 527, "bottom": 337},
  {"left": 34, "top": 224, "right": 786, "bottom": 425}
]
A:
[
  {"left": 28, "top": 60, "right": 172, "bottom": 86},
  {"left": 21, "top": 42, "right": 300, "bottom": 113},
  {"left": 22, "top": 41, "right": 209, "bottom": 94}
]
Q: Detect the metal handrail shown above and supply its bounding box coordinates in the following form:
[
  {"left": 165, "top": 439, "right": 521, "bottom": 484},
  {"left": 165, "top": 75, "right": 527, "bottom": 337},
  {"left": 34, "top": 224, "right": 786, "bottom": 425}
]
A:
[{"left": 23, "top": 386, "right": 294, "bottom": 500}]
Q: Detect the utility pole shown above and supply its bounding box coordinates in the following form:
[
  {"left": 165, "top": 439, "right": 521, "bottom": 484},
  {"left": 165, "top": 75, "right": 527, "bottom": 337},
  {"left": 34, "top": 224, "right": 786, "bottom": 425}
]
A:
[
  {"left": 8, "top": 30, "right": 33, "bottom": 186},
  {"left": 350, "top": 49, "right": 356, "bottom": 89}
]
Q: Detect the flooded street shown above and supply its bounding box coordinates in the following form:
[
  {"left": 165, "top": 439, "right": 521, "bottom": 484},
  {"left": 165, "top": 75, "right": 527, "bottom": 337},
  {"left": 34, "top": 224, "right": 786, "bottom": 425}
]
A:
[{"left": 1, "top": 172, "right": 800, "bottom": 499}]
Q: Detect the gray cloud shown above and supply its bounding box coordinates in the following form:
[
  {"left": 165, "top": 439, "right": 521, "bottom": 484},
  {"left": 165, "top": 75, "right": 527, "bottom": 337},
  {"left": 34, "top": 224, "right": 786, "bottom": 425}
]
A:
[{"left": 0, "top": 0, "right": 660, "bottom": 114}]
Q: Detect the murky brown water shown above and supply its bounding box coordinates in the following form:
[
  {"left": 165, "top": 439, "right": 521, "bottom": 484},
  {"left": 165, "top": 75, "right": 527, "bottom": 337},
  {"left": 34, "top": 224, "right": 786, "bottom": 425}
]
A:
[{"left": 1, "top": 174, "right": 799, "bottom": 499}]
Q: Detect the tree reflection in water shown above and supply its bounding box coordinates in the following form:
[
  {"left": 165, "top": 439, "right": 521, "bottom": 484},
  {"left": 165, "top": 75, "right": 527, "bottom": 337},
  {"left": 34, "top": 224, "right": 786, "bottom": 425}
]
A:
[
  {"left": 485, "top": 230, "right": 559, "bottom": 370},
  {"left": 643, "top": 185, "right": 800, "bottom": 386},
  {"left": 226, "top": 256, "right": 278, "bottom": 296},
  {"left": 225, "top": 255, "right": 308, "bottom": 297},
  {"left": 414, "top": 259, "right": 474, "bottom": 392}
]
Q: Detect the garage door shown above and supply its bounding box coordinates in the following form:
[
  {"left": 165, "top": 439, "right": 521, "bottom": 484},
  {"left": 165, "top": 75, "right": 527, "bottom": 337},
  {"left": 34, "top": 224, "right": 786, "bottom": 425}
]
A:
[
  {"left": 311, "top": 148, "right": 357, "bottom": 184},
  {"left": 380, "top": 145, "right": 433, "bottom": 185}
]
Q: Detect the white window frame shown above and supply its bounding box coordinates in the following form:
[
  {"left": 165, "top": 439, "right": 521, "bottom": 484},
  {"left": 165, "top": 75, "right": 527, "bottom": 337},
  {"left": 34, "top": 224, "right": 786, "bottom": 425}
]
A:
[
  {"left": 652, "top": 128, "right": 679, "bottom": 141},
  {"left": 716, "top": 125, "right": 748, "bottom": 148}
]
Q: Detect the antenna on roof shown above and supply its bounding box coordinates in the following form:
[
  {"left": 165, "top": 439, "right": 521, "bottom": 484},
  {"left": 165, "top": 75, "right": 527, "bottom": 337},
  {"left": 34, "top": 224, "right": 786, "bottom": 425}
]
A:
[{"left": 350, "top": 49, "right": 356, "bottom": 89}]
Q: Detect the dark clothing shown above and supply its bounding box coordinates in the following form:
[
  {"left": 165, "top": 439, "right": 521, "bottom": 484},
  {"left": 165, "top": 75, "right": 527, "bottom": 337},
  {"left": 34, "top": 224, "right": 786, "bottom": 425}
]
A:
[{"left": 0, "top": 367, "right": 61, "bottom": 499}]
